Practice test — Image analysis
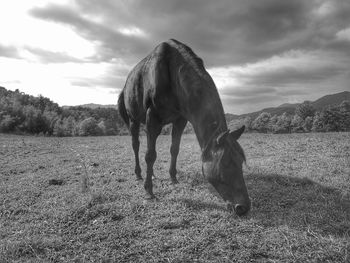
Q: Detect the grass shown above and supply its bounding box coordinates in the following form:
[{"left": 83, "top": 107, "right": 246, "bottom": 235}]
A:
[{"left": 0, "top": 132, "right": 349, "bottom": 262}]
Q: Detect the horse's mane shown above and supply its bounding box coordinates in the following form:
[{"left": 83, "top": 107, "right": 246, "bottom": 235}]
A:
[
  {"left": 168, "top": 39, "right": 205, "bottom": 70},
  {"left": 230, "top": 139, "right": 246, "bottom": 163}
]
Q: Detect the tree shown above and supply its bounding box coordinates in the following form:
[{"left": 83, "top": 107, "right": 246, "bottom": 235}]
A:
[
  {"left": 303, "top": 116, "right": 313, "bottom": 132},
  {"left": 78, "top": 117, "right": 100, "bottom": 136},
  {"left": 63, "top": 116, "right": 77, "bottom": 136},
  {"left": 312, "top": 112, "right": 325, "bottom": 132},
  {"left": 274, "top": 112, "right": 291, "bottom": 133},
  {"left": 97, "top": 120, "right": 107, "bottom": 135},
  {"left": 243, "top": 116, "right": 253, "bottom": 131},
  {"left": 295, "top": 101, "right": 315, "bottom": 120},
  {"left": 103, "top": 119, "right": 118, "bottom": 135},
  {"left": 42, "top": 110, "right": 60, "bottom": 135},
  {"left": 252, "top": 112, "right": 271, "bottom": 133},
  {"left": 53, "top": 119, "right": 66, "bottom": 137},
  {"left": 323, "top": 106, "right": 344, "bottom": 132},
  {"left": 291, "top": 114, "right": 304, "bottom": 132},
  {"left": 21, "top": 105, "right": 47, "bottom": 133},
  {"left": 312, "top": 103, "right": 350, "bottom": 132},
  {"left": 269, "top": 115, "right": 278, "bottom": 132},
  {"left": 338, "top": 100, "right": 350, "bottom": 131},
  {"left": 0, "top": 115, "right": 17, "bottom": 132},
  {"left": 339, "top": 100, "right": 350, "bottom": 113}
]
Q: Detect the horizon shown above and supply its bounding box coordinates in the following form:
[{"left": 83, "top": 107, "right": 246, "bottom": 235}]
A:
[
  {"left": 3, "top": 86, "right": 348, "bottom": 116},
  {"left": 1, "top": 0, "right": 350, "bottom": 114},
  {"left": 61, "top": 90, "right": 349, "bottom": 115}
]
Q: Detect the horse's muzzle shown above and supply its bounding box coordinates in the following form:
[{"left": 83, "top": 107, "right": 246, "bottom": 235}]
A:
[{"left": 227, "top": 201, "right": 250, "bottom": 216}]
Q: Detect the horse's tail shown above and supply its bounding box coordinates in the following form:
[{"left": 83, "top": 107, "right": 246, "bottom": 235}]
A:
[{"left": 117, "top": 90, "right": 129, "bottom": 129}]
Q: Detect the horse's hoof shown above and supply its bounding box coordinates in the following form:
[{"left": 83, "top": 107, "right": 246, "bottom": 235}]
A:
[
  {"left": 144, "top": 193, "right": 155, "bottom": 200},
  {"left": 171, "top": 178, "right": 179, "bottom": 184}
]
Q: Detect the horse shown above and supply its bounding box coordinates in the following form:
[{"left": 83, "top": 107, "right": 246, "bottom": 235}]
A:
[{"left": 118, "top": 39, "right": 250, "bottom": 216}]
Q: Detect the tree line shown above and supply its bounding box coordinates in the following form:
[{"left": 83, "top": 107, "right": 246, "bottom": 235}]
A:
[
  {"left": 1, "top": 87, "right": 349, "bottom": 136},
  {"left": 0, "top": 87, "right": 127, "bottom": 136},
  {"left": 228, "top": 100, "right": 350, "bottom": 133}
]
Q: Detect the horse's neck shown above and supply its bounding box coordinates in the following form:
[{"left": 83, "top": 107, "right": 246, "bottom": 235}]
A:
[
  {"left": 174, "top": 60, "right": 228, "bottom": 150},
  {"left": 191, "top": 110, "right": 227, "bottom": 150}
]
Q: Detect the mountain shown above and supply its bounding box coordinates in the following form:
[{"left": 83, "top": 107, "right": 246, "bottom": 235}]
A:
[
  {"left": 79, "top": 103, "right": 118, "bottom": 109},
  {"left": 237, "top": 106, "right": 296, "bottom": 121},
  {"left": 312, "top": 91, "right": 350, "bottom": 110},
  {"left": 63, "top": 103, "right": 117, "bottom": 109},
  {"left": 275, "top": 91, "right": 350, "bottom": 110},
  {"left": 225, "top": 113, "right": 239, "bottom": 123},
  {"left": 277, "top": 102, "right": 299, "bottom": 108},
  {"left": 63, "top": 91, "right": 349, "bottom": 121},
  {"left": 229, "top": 91, "right": 350, "bottom": 121}
]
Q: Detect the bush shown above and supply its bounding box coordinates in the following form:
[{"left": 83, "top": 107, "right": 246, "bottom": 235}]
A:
[
  {"left": 273, "top": 113, "right": 291, "bottom": 134},
  {"left": 78, "top": 117, "right": 102, "bottom": 136},
  {"left": 53, "top": 120, "right": 66, "bottom": 137},
  {"left": 252, "top": 112, "right": 271, "bottom": 133},
  {"left": 0, "top": 115, "right": 17, "bottom": 132}
]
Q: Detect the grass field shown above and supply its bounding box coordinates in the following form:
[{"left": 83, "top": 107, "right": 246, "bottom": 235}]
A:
[{"left": 0, "top": 132, "right": 349, "bottom": 262}]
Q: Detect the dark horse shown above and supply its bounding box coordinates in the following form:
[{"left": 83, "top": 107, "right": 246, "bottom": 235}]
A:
[{"left": 118, "top": 39, "right": 250, "bottom": 216}]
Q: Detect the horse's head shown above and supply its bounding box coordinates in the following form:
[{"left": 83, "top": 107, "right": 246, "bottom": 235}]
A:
[{"left": 202, "top": 125, "right": 250, "bottom": 216}]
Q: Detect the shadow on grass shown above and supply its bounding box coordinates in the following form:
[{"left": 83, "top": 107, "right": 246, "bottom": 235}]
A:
[
  {"left": 178, "top": 172, "right": 349, "bottom": 238},
  {"left": 248, "top": 174, "right": 349, "bottom": 237},
  {"left": 180, "top": 198, "right": 226, "bottom": 212}
]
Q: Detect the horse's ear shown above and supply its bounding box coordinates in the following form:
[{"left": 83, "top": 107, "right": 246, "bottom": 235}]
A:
[
  {"left": 230, "top": 125, "right": 245, "bottom": 140},
  {"left": 216, "top": 130, "right": 229, "bottom": 145}
]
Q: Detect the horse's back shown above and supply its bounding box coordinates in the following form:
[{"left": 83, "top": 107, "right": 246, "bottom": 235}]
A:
[{"left": 123, "top": 41, "right": 179, "bottom": 124}]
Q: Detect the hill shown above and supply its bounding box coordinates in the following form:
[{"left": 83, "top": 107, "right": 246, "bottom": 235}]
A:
[
  {"left": 63, "top": 103, "right": 117, "bottom": 109},
  {"left": 277, "top": 103, "right": 299, "bottom": 108},
  {"left": 237, "top": 106, "right": 296, "bottom": 121},
  {"left": 1, "top": 86, "right": 348, "bottom": 135},
  {"left": 69, "top": 91, "right": 350, "bottom": 122},
  {"left": 312, "top": 91, "right": 350, "bottom": 110},
  {"left": 225, "top": 113, "right": 239, "bottom": 123},
  {"left": 231, "top": 91, "right": 350, "bottom": 121}
]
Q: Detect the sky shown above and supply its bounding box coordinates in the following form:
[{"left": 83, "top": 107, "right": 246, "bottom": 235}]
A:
[{"left": 0, "top": 0, "right": 349, "bottom": 114}]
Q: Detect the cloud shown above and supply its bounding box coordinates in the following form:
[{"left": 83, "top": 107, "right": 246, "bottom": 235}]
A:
[
  {"left": 24, "top": 47, "right": 86, "bottom": 63},
  {"left": 210, "top": 48, "right": 350, "bottom": 114},
  {"left": 67, "top": 62, "right": 129, "bottom": 92},
  {"left": 238, "top": 50, "right": 349, "bottom": 86},
  {"left": 0, "top": 44, "right": 19, "bottom": 58},
  {"left": 69, "top": 75, "right": 125, "bottom": 90},
  {"left": 24, "top": 0, "right": 350, "bottom": 113},
  {"left": 26, "top": 1, "right": 308, "bottom": 65},
  {"left": 220, "top": 86, "right": 276, "bottom": 97},
  {"left": 29, "top": 0, "right": 350, "bottom": 68},
  {"left": 211, "top": 49, "right": 350, "bottom": 90},
  {"left": 29, "top": 3, "right": 154, "bottom": 64}
]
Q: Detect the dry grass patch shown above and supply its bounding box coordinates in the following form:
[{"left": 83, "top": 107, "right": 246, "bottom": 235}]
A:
[{"left": 0, "top": 132, "right": 349, "bottom": 262}]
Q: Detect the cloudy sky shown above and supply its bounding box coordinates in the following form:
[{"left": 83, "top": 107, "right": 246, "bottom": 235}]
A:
[{"left": 1, "top": 0, "right": 350, "bottom": 114}]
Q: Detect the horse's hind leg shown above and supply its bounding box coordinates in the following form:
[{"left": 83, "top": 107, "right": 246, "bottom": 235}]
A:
[
  {"left": 130, "top": 121, "right": 142, "bottom": 180},
  {"left": 169, "top": 117, "right": 187, "bottom": 184},
  {"left": 144, "top": 107, "right": 162, "bottom": 199}
]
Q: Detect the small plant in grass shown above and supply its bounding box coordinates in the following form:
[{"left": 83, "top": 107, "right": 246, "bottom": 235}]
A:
[
  {"left": 69, "top": 146, "right": 90, "bottom": 193},
  {"left": 80, "top": 159, "right": 90, "bottom": 193}
]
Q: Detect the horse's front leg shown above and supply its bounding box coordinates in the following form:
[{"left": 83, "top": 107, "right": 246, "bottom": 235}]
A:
[
  {"left": 144, "top": 107, "right": 162, "bottom": 199},
  {"left": 169, "top": 117, "right": 187, "bottom": 184}
]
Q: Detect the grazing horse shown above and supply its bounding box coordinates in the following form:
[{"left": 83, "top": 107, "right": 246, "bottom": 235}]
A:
[{"left": 118, "top": 39, "right": 250, "bottom": 216}]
